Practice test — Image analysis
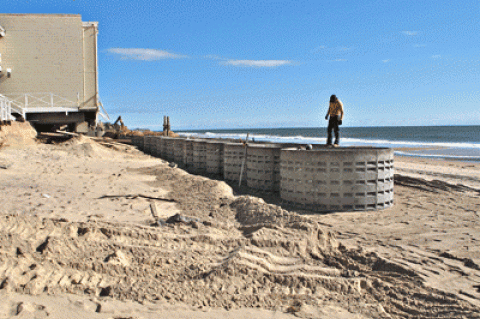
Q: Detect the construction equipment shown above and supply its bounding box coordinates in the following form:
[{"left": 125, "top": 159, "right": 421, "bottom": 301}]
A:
[
  {"left": 102, "top": 116, "right": 129, "bottom": 138},
  {"left": 113, "top": 116, "right": 125, "bottom": 130}
]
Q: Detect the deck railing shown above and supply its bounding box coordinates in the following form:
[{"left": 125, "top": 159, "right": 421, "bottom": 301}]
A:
[
  {"left": 1, "top": 93, "right": 107, "bottom": 122},
  {"left": 2, "top": 93, "right": 82, "bottom": 119},
  {"left": 0, "top": 94, "right": 13, "bottom": 122},
  {"left": 4, "top": 93, "right": 79, "bottom": 110}
]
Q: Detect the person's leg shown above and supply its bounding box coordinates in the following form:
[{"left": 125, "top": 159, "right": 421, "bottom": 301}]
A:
[
  {"left": 327, "top": 119, "right": 333, "bottom": 145},
  {"left": 334, "top": 117, "right": 340, "bottom": 145}
]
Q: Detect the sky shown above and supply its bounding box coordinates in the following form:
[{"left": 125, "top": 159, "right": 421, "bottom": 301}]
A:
[{"left": 4, "top": 0, "right": 480, "bottom": 130}]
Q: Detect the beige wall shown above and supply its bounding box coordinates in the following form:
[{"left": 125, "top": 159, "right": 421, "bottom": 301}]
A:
[
  {"left": 82, "top": 22, "right": 98, "bottom": 109},
  {"left": 0, "top": 14, "right": 98, "bottom": 110}
]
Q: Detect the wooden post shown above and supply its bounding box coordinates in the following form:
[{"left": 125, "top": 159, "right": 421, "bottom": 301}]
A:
[
  {"left": 150, "top": 202, "right": 159, "bottom": 219},
  {"left": 163, "top": 116, "right": 167, "bottom": 136},
  {"left": 238, "top": 133, "right": 249, "bottom": 187},
  {"left": 166, "top": 116, "right": 170, "bottom": 136}
]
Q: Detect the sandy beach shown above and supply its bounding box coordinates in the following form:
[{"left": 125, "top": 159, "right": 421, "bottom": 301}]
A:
[{"left": 0, "top": 125, "right": 479, "bottom": 318}]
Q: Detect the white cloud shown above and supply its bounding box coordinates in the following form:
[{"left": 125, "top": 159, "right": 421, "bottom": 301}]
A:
[
  {"left": 431, "top": 55, "right": 441, "bottom": 59},
  {"left": 414, "top": 44, "right": 427, "bottom": 47},
  {"left": 222, "top": 59, "right": 292, "bottom": 67},
  {"left": 329, "top": 59, "right": 347, "bottom": 62},
  {"left": 402, "top": 31, "right": 418, "bottom": 36},
  {"left": 204, "top": 54, "right": 223, "bottom": 60},
  {"left": 107, "top": 48, "right": 188, "bottom": 61},
  {"left": 312, "top": 45, "right": 353, "bottom": 54},
  {"left": 382, "top": 59, "right": 390, "bottom": 63}
]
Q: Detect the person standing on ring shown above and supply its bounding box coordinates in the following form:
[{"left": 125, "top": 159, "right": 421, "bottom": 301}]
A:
[{"left": 325, "top": 94, "right": 344, "bottom": 146}]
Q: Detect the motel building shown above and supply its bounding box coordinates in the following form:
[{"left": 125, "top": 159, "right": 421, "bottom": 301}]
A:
[{"left": 0, "top": 13, "right": 108, "bottom": 132}]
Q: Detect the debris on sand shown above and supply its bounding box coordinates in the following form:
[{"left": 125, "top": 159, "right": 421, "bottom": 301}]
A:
[{"left": 165, "top": 213, "right": 202, "bottom": 224}]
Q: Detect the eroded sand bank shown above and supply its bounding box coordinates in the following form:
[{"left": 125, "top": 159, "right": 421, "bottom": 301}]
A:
[{"left": 0, "top": 136, "right": 479, "bottom": 318}]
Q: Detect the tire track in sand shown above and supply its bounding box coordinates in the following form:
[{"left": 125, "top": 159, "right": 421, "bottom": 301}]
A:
[{"left": 0, "top": 208, "right": 478, "bottom": 318}]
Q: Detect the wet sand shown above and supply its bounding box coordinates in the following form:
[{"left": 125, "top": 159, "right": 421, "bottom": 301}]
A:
[{"left": 0, "top": 132, "right": 479, "bottom": 318}]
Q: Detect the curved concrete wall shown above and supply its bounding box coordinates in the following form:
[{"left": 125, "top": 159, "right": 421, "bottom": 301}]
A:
[
  {"left": 280, "top": 147, "right": 394, "bottom": 211},
  {"left": 192, "top": 141, "right": 208, "bottom": 174},
  {"left": 205, "top": 141, "right": 224, "bottom": 175},
  {"left": 152, "top": 136, "right": 161, "bottom": 158},
  {"left": 223, "top": 143, "right": 245, "bottom": 182},
  {"left": 246, "top": 144, "right": 282, "bottom": 192},
  {"left": 130, "top": 136, "right": 394, "bottom": 212},
  {"left": 174, "top": 138, "right": 186, "bottom": 166},
  {"left": 165, "top": 138, "right": 175, "bottom": 162},
  {"left": 154, "top": 137, "right": 164, "bottom": 159},
  {"left": 131, "top": 136, "right": 144, "bottom": 151},
  {"left": 143, "top": 136, "right": 154, "bottom": 155},
  {"left": 185, "top": 139, "right": 195, "bottom": 170}
]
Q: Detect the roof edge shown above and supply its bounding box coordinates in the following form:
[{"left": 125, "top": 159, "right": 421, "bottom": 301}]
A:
[
  {"left": 0, "top": 13, "right": 82, "bottom": 18},
  {"left": 82, "top": 21, "right": 99, "bottom": 27}
]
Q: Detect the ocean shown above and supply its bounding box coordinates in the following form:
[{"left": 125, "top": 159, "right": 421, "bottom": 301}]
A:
[{"left": 177, "top": 125, "right": 480, "bottom": 162}]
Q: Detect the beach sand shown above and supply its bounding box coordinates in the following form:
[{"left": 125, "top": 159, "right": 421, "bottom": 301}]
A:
[{"left": 0, "top": 129, "right": 479, "bottom": 318}]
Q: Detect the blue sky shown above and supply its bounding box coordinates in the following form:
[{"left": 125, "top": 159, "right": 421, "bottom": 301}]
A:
[{"left": 5, "top": 0, "right": 480, "bottom": 130}]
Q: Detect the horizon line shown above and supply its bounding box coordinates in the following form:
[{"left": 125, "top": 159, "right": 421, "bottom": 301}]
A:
[{"left": 131, "top": 124, "right": 480, "bottom": 132}]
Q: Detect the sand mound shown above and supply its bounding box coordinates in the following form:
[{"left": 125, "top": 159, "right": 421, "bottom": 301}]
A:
[
  {"left": 231, "top": 196, "right": 338, "bottom": 252},
  {"left": 233, "top": 196, "right": 311, "bottom": 226},
  {"left": 0, "top": 122, "right": 37, "bottom": 147},
  {"left": 58, "top": 135, "right": 112, "bottom": 158},
  {"left": 142, "top": 165, "right": 235, "bottom": 221},
  {"left": 61, "top": 134, "right": 95, "bottom": 146}
]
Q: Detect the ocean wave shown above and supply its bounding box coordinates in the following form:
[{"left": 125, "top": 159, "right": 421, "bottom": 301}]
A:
[
  {"left": 178, "top": 132, "right": 480, "bottom": 150},
  {"left": 345, "top": 138, "right": 480, "bottom": 149},
  {"left": 395, "top": 151, "right": 480, "bottom": 161}
]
